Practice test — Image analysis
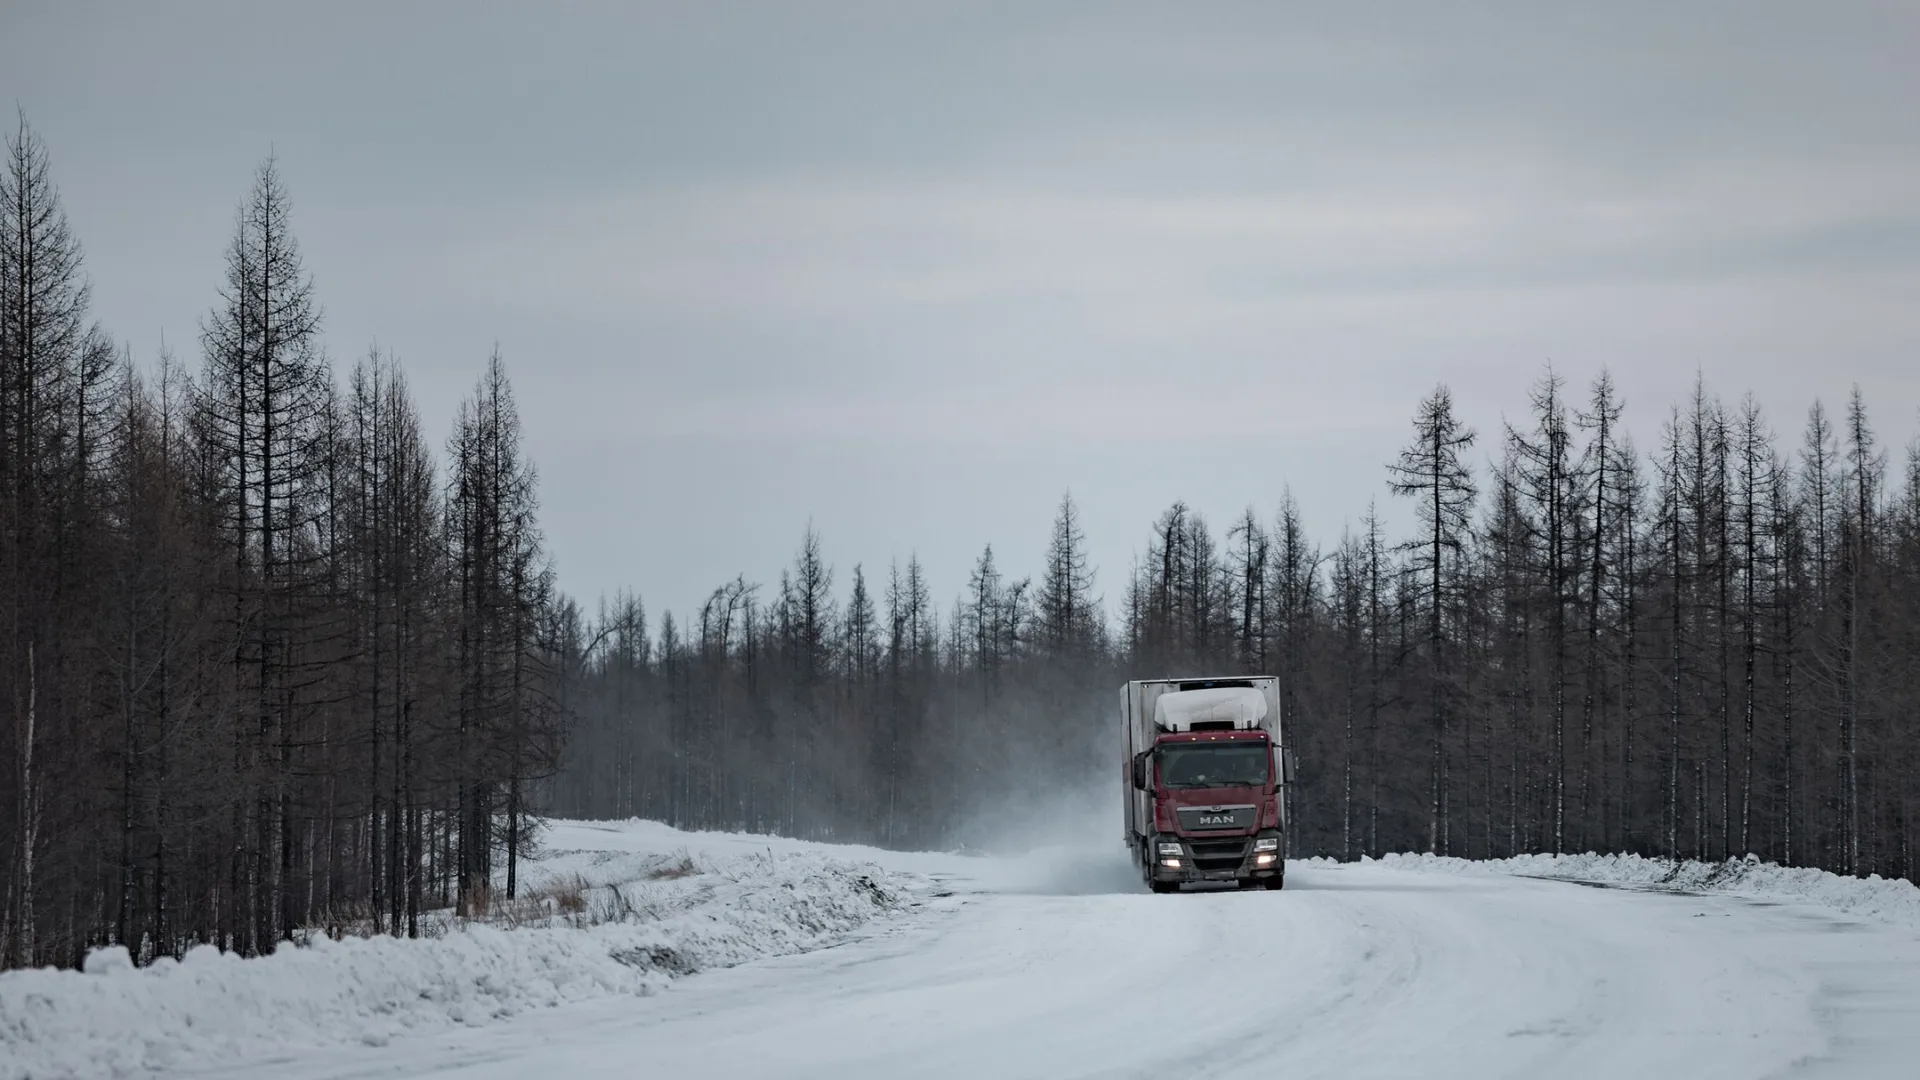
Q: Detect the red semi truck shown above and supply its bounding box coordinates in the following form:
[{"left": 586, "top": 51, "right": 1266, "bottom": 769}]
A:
[{"left": 1122, "top": 676, "right": 1294, "bottom": 892}]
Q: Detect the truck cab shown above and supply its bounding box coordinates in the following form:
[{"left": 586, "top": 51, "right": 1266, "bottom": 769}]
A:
[{"left": 1122, "top": 678, "right": 1293, "bottom": 892}]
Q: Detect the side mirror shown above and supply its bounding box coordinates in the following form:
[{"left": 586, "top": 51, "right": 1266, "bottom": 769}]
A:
[
  {"left": 1273, "top": 745, "right": 1296, "bottom": 787},
  {"left": 1131, "top": 753, "right": 1149, "bottom": 790}
]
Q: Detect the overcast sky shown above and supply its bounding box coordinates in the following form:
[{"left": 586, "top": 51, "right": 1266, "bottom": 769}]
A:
[{"left": 6, "top": 1, "right": 1919, "bottom": 625}]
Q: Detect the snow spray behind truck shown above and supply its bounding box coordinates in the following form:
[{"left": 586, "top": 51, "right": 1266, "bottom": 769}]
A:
[{"left": 1123, "top": 677, "right": 1295, "bottom": 892}]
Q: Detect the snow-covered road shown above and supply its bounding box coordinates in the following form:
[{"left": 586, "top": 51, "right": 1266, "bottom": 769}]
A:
[{"left": 157, "top": 825, "right": 1920, "bottom": 1080}]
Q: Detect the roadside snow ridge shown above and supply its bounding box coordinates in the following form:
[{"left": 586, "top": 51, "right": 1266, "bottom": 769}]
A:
[
  {"left": 0, "top": 840, "right": 928, "bottom": 1080},
  {"left": 1370, "top": 850, "right": 1920, "bottom": 929}
]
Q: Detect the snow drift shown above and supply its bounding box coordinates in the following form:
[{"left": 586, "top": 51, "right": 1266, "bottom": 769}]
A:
[
  {"left": 1371, "top": 850, "right": 1920, "bottom": 930},
  {"left": 0, "top": 826, "right": 930, "bottom": 1080}
]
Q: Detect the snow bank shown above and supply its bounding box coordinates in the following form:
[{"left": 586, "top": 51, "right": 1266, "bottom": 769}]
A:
[
  {"left": 1368, "top": 850, "right": 1920, "bottom": 930},
  {"left": 0, "top": 829, "right": 930, "bottom": 1080}
]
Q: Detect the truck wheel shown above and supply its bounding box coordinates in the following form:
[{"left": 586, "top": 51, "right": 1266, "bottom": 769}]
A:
[
  {"left": 1263, "top": 868, "right": 1286, "bottom": 890},
  {"left": 1149, "top": 880, "right": 1177, "bottom": 894}
]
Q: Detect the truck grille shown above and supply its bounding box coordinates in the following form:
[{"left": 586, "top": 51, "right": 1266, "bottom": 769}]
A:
[
  {"left": 1186, "top": 838, "right": 1248, "bottom": 872},
  {"left": 1190, "top": 837, "right": 1251, "bottom": 868},
  {"left": 1176, "top": 805, "right": 1255, "bottom": 832}
]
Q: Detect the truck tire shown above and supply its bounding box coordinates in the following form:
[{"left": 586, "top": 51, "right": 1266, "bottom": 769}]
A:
[
  {"left": 1263, "top": 867, "right": 1286, "bottom": 890},
  {"left": 1150, "top": 879, "right": 1178, "bottom": 894}
]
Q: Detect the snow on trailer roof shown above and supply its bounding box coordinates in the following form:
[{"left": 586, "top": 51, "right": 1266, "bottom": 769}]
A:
[{"left": 1153, "top": 686, "right": 1268, "bottom": 731}]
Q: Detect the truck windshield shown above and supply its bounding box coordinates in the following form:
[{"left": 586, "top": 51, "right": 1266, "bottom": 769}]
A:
[{"left": 1157, "top": 743, "right": 1269, "bottom": 788}]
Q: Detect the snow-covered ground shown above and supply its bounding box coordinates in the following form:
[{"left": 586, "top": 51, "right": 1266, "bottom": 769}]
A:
[
  {"left": 0, "top": 822, "right": 937, "bottom": 1080},
  {"left": 9, "top": 821, "right": 1920, "bottom": 1079},
  {"left": 1374, "top": 848, "right": 1920, "bottom": 930}
]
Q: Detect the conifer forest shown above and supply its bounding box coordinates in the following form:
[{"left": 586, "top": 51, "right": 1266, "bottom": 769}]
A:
[{"left": 7, "top": 116, "right": 1920, "bottom": 973}]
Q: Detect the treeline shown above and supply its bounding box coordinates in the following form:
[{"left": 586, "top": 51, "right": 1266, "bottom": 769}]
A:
[
  {"left": 550, "top": 512, "right": 1116, "bottom": 850},
  {"left": 554, "top": 372, "right": 1920, "bottom": 883},
  {"left": 11, "top": 113, "right": 1920, "bottom": 974},
  {"left": 1, "top": 120, "right": 566, "bottom": 972}
]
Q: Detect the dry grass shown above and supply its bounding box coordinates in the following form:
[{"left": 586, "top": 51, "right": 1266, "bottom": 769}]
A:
[
  {"left": 648, "top": 852, "right": 698, "bottom": 880},
  {"left": 298, "top": 898, "right": 386, "bottom": 943},
  {"left": 550, "top": 873, "right": 590, "bottom": 914},
  {"left": 295, "top": 849, "right": 710, "bottom": 943},
  {"left": 591, "top": 883, "right": 640, "bottom": 924}
]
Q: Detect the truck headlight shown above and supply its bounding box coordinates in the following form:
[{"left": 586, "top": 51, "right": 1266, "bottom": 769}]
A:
[
  {"left": 1157, "top": 842, "right": 1183, "bottom": 856},
  {"left": 1253, "top": 838, "right": 1279, "bottom": 852}
]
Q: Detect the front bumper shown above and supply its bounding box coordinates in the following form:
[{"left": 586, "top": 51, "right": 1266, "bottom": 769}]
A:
[{"left": 1149, "top": 832, "right": 1283, "bottom": 882}]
